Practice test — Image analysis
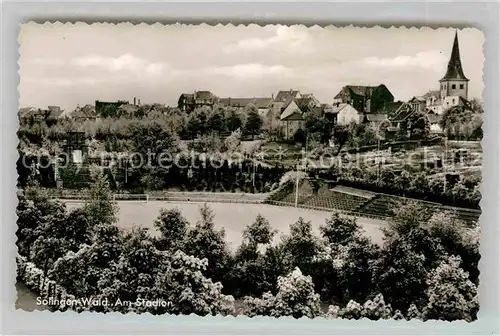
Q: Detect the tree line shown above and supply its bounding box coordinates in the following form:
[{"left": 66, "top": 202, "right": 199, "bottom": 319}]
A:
[{"left": 18, "top": 104, "right": 265, "bottom": 153}]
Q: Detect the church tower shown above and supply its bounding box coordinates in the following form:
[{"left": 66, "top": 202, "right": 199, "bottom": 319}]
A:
[{"left": 439, "top": 31, "right": 469, "bottom": 101}]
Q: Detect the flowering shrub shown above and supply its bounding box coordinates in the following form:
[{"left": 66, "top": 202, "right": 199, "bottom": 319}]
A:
[
  {"left": 17, "top": 255, "right": 73, "bottom": 311},
  {"left": 423, "top": 255, "right": 479, "bottom": 322},
  {"left": 243, "top": 268, "right": 322, "bottom": 319}
]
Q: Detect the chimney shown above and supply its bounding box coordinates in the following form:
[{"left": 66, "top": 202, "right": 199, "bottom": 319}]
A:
[
  {"left": 138, "top": 99, "right": 141, "bottom": 105},
  {"left": 271, "top": 93, "right": 274, "bottom": 100}
]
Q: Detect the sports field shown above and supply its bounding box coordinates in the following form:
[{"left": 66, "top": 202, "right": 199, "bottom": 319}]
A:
[{"left": 66, "top": 201, "right": 387, "bottom": 248}]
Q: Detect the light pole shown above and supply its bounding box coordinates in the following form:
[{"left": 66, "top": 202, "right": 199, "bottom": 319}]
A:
[
  {"left": 294, "top": 162, "right": 300, "bottom": 208},
  {"left": 443, "top": 137, "right": 448, "bottom": 194}
]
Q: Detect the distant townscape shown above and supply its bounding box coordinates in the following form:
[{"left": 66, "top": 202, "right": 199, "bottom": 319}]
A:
[
  {"left": 16, "top": 29, "right": 482, "bottom": 322},
  {"left": 20, "top": 33, "right": 481, "bottom": 142}
]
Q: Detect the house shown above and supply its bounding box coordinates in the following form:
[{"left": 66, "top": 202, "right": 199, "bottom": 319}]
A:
[
  {"left": 18, "top": 107, "right": 43, "bottom": 123},
  {"left": 95, "top": 100, "right": 129, "bottom": 118},
  {"left": 178, "top": 93, "right": 195, "bottom": 112},
  {"left": 46, "top": 106, "right": 63, "bottom": 125},
  {"left": 277, "top": 93, "right": 323, "bottom": 139},
  {"left": 280, "top": 102, "right": 305, "bottom": 140},
  {"left": 19, "top": 106, "right": 65, "bottom": 125},
  {"left": 296, "top": 95, "right": 321, "bottom": 113},
  {"left": 217, "top": 97, "right": 273, "bottom": 117},
  {"left": 386, "top": 101, "right": 443, "bottom": 137},
  {"left": 408, "top": 96, "right": 427, "bottom": 113},
  {"left": 71, "top": 104, "right": 98, "bottom": 122},
  {"left": 418, "top": 31, "right": 473, "bottom": 117},
  {"left": 270, "top": 89, "right": 302, "bottom": 119},
  {"left": 333, "top": 84, "right": 394, "bottom": 114},
  {"left": 252, "top": 97, "right": 274, "bottom": 117},
  {"left": 329, "top": 103, "right": 361, "bottom": 125},
  {"left": 178, "top": 91, "right": 218, "bottom": 113}
]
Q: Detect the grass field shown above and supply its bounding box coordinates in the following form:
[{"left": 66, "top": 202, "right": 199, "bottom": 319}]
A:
[{"left": 66, "top": 201, "right": 387, "bottom": 248}]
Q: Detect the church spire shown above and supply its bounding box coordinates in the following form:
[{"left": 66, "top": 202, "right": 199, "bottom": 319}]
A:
[{"left": 440, "top": 30, "right": 469, "bottom": 81}]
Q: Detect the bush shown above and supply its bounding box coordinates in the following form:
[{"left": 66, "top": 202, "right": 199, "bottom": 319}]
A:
[{"left": 243, "top": 268, "right": 322, "bottom": 319}]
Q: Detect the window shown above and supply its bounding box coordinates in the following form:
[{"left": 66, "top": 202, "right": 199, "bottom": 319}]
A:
[
  {"left": 452, "top": 84, "right": 456, "bottom": 89},
  {"left": 460, "top": 84, "right": 464, "bottom": 89}
]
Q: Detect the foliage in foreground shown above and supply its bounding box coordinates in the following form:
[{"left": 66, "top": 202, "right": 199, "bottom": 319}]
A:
[{"left": 16, "top": 176, "right": 479, "bottom": 321}]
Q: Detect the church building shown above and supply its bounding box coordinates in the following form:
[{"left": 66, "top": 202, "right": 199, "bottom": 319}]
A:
[{"left": 419, "top": 31, "right": 472, "bottom": 115}]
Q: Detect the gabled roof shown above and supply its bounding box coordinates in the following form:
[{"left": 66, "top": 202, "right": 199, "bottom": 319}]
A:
[
  {"left": 296, "top": 97, "right": 316, "bottom": 112},
  {"left": 374, "top": 101, "right": 405, "bottom": 119},
  {"left": 275, "top": 90, "right": 300, "bottom": 105},
  {"left": 314, "top": 104, "right": 332, "bottom": 115},
  {"left": 334, "top": 85, "right": 385, "bottom": 99},
  {"left": 440, "top": 31, "right": 469, "bottom": 82},
  {"left": 72, "top": 105, "right": 96, "bottom": 119},
  {"left": 281, "top": 110, "right": 303, "bottom": 121},
  {"left": 422, "top": 90, "right": 440, "bottom": 98},
  {"left": 218, "top": 98, "right": 253, "bottom": 108},
  {"left": 179, "top": 93, "right": 195, "bottom": 104},
  {"left": 409, "top": 96, "right": 426, "bottom": 103},
  {"left": 252, "top": 97, "right": 273, "bottom": 109},
  {"left": 47, "top": 106, "right": 63, "bottom": 119},
  {"left": 195, "top": 91, "right": 216, "bottom": 101},
  {"left": 18, "top": 107, "right": 37, "bottom": 119},
  {"left": 330, "top": 103, "right": 350, "bottom": 114},
  {"left": 389, "top": 102, "right": 415, "bottom": 122},
  {"left": 218, "top": 97, "right": 273, "bottom": 109},
  {"left": 119, "top": 104, "right": 139, "bottom": 116}
]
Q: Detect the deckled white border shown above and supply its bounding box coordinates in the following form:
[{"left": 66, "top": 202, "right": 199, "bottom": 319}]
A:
[{"left": 2, "top": 1, "right": 499, "bottom": 335}]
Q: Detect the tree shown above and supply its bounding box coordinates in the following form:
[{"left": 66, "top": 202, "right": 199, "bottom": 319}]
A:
[
  {"left": 326, "top": 294, "right": 395, "bottom": 320},
  {"left": 401, "top": 111, "right": 430, "bottom": 139},
  {"left": 82, "top": 167, "right": 118, "bottom": 229},
  {"left": 131, "top": 119, "right": 178, "bottom": 156},
  {"left": 280, "top": 217, "right": 320, "bottom": 275},
  {"left": 207, "top": 109, "right": 226, "bottom": 136},
  {"left": 244, "top": 107, "right": 263, "bottom": 140},
  {"left": 16, "top": 193, "right": 43, "bottom": 261},
  {"left": 243, "top": 267, "right": 322, "bottom": 319},
  {"left": 332, "top": 125, "right": 349, "bottom": 154},
  {"left": 225, "top": 108, "right": 243, "bottom": 133},
  {"left": 223, "top": 129, "right": 241, "bottom": 153},
  {"left": 320, "top": 213, "right": 361, "bottom": 245},
  {"left": 371, "top": 239, "right": 427, "bottom": 311},
  {"left": 423, "top": 256, "right": 478, "bottom": 321},
  {"left": 149, "top": 251, "right": 235, "bottom": 316},
  {"left": 153, "top": 208, "right": 189, "bottom": 252},
  {"left": 317, "top": 213, "right": 380, "bottom": 304},
  {"left": 393, "top": 171, "right": 413, "bottom": 197},
  {"left": 293, "top": 128, "right": 306, "bottom": 144},
  {"left": 425, "top": 211, "right": 480, "bottom": 283},
  {"left": 243, "top": 214, "right": 277, "bottom": 246},
  {"left": 184, "top": 204, "right": 232, "bottom": 282}
]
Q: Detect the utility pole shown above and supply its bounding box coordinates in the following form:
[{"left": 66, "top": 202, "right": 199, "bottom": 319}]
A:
[
  {"left": 443, "top": 137, "right": 448, "bottom": 194},
  {"left": 294, "top": 163, "right": 300, "bottom": 208},
  {"left": 377, "top": 138, "right": 381, "bottom": 184}
]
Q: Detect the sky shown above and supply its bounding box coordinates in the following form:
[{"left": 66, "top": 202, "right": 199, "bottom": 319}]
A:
[{"left": 19, "top": 23, "right": 484, "bottom": 111}]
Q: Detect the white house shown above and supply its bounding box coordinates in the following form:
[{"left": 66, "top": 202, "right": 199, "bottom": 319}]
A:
[{"left": 331, "top": 103, "right": 361, "bottom": 125}]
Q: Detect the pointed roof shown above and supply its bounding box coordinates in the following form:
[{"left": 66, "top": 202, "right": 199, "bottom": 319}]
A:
[{"left": 440, "top": 31, "right": 469, "bottom": 82}]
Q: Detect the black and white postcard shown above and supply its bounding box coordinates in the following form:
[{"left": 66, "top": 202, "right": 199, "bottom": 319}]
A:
[{"left": 16, "top": 23, "right": 483, "bottom": 322}]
